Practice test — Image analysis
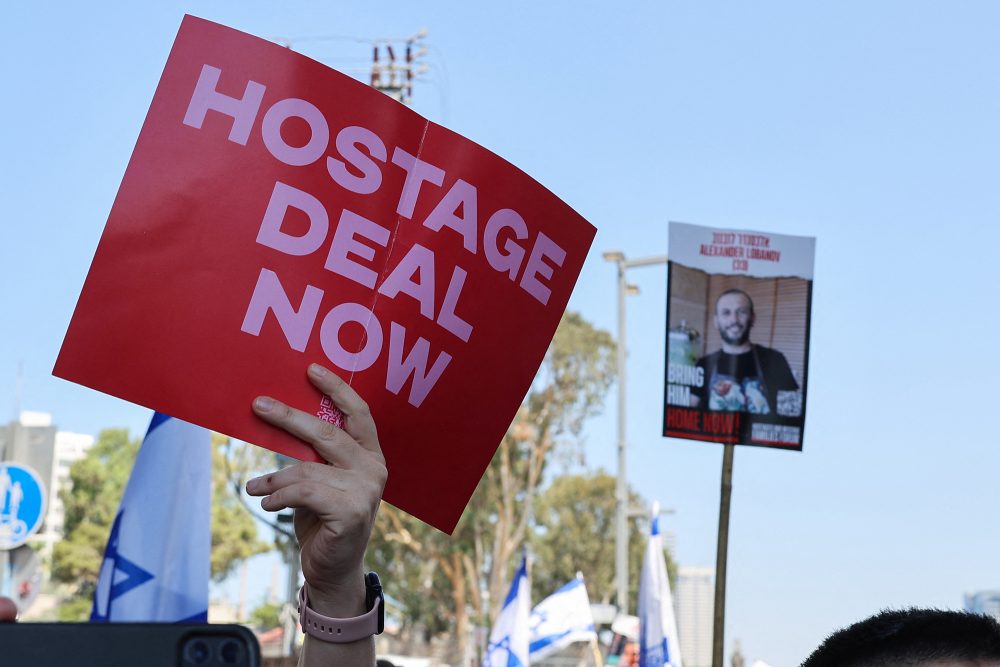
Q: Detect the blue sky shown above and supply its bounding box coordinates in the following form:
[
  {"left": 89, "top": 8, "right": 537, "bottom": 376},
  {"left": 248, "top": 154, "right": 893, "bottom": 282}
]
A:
[{"left": 3, "top": 2, "right": 1000, "bottom": 664}]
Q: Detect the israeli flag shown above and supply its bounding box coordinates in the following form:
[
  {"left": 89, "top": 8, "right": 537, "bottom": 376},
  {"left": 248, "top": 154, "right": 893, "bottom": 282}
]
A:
[
  {"left": 91, "top": 412, "right": 211, "bottom": 622},
  {"left": 484, "top": 556, "right": 531, "bottom": 667},
  {"left": 638, "top": 502, "right": 683, "bottom": 667},
  {"left": 528, "top": 573, "right": 597, "bottom": 660}
]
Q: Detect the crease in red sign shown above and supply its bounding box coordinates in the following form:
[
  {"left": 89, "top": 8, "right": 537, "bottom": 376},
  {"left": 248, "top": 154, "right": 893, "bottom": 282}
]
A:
[{"left": 349, "top": 117, "right": 434, "bottom": 388}]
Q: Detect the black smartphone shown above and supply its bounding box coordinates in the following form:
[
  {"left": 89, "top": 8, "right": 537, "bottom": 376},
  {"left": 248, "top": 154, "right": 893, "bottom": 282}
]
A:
[{"left": 0, "top": 622, "right": 261, "bottom": 666}]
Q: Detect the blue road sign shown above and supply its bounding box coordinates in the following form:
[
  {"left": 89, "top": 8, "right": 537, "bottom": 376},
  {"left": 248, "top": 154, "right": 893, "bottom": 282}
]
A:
[{"left": 0, "top": 463, "right": 47, "bottom": 551}]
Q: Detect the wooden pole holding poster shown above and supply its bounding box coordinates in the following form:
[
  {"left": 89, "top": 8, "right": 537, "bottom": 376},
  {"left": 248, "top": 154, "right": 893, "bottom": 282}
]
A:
[
  {"left": 663, "top": 222, "right": 815, "bottom": 667},
  {"left": 712, "top": 443, "right": 735, "bottom": 667}
]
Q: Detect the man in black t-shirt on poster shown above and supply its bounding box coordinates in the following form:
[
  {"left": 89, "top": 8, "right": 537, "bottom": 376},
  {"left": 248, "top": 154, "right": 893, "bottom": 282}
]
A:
[{"left": 691, "top": 289, "right": 799, "bottom": 416}]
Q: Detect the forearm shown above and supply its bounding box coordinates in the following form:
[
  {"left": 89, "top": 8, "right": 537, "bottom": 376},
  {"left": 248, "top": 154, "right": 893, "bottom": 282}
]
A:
[
  {"left": 250, "top": 368, "right": 384, "bottom": 667},
  {"left": 299, "top": 634, "right": 374, "bottom": 666}
]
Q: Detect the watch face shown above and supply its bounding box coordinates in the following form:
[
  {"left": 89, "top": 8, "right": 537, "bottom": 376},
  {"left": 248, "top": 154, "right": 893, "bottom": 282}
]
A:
[{"left": 365, "top": 572, "right": 385, "bottom": 634}]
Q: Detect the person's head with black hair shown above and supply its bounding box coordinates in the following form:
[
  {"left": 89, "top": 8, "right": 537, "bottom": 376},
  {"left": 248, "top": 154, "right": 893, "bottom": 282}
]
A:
[
  {"left": 376, "top": 660, "right": 397, "bottom": 667},
  {"left": 801, "top": 608, "right": 1000, "bottom": 667}
]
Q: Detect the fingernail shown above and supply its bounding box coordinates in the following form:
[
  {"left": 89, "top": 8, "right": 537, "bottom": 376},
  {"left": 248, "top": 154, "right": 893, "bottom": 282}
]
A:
[
  {"left": 254, "top": 396, "right": 274, "bottom": 411},
  {"left": 309, "top": 364, "right": 327, "bottom": 377},
  {"left": 261, "top": 495, "right": 271, "bottom": 509},
  {"left": 246, "top": 478, "right": 259, "bottom": 492}
]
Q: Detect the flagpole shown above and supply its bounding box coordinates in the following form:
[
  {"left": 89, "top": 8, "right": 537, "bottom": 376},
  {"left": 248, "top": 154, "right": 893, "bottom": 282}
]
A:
[
  {"left": 711, "top": 443, "right": 735, "bottom": 667},
  {"left": 590, "top": 636, "right": 605, "bottom": 667}
]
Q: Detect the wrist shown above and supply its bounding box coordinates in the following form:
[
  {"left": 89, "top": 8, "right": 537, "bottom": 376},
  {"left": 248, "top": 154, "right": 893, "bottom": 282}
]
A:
[
  {"left": 298, "top": 571, "right": 384, "bottom": 646},
  {"left": 305, "top": 568, "right": 367, "bottom": 618}
]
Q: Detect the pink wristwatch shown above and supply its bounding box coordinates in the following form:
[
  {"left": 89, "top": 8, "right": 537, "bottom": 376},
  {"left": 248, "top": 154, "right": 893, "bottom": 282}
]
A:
[{"left": 298, "top": 572, "right": 385, "bottom": 643}]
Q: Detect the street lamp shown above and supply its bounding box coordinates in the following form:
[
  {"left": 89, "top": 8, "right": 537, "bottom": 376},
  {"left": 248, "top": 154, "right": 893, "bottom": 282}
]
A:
[
  {"left": 602, "top": 250, "right": 624, "bottom": 263},
  {"left": 603, "top": 250, "right": 667, "bottom": 614}
]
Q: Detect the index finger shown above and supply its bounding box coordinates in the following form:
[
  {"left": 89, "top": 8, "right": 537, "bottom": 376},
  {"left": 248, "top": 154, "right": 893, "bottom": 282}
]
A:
[
  {"left": 306, "top": 363, "right": 381, "bottom": 455},
  {"left": 252, "top": 397, "right": 360, "bottom": 468}
]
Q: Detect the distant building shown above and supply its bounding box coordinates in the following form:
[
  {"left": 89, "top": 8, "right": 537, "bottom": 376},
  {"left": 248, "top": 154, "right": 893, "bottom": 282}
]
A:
[
  {"left": 1, "top": 411, "right": 57, "bottom": 497},
  {"left": 0, "top": 412, "right": 95, "bottom": 555},
  {"left": 675, "top": 565, "right": 714, "bottom": 667},
  {"left": 208, "top": 598, "right": 240, "bottom": 623},
  {"left": 965, "top": 591, "right": 1000, "bottom": 620},
  {"left": 43, "top": 429, "right": 96, "bottom": 548}
]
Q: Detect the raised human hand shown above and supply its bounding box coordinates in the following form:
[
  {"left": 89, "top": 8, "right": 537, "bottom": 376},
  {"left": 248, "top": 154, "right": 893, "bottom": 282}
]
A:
[{"left": 246, "top": 363, "right": 387, "bottom": 618}]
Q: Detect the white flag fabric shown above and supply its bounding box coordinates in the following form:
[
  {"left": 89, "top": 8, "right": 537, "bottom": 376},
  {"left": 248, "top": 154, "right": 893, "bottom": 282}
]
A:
[
  {"left": 91, "top": 413, "right": 211, "bottom": 622},
  {"left": 484, "top": 556, "right": 531, "bottom": 667},
  {"left": 528, "top": 574, "right": 597, "bottom": 660},
  {"left": 638, "top": 502, "right": 683, "bottom": 667}
]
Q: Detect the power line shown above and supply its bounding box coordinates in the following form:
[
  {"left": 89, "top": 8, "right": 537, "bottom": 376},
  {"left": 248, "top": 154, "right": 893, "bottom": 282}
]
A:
[
  {"left": 369, "top": 30, "right": 430, "bottom": 105},
  {"left": 275, "top": 28, "right": 433, "bottom": 107}
]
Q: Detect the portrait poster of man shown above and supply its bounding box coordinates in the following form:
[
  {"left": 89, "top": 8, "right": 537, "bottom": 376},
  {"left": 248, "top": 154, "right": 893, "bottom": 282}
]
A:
[{"left": 663, "top": 222, "right": 815, "bottom": 450}]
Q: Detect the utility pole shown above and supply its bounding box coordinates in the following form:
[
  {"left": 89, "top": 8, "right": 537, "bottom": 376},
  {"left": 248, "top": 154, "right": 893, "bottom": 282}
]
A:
[
  {"left": 272, "top": 29, "right": 429, "bottom": 105},
  {"left": 370, "top": 29, "right": 429, "bottom": 105},
  {"left": 602, "top": 251, "right": 668, "bottom": 614}
]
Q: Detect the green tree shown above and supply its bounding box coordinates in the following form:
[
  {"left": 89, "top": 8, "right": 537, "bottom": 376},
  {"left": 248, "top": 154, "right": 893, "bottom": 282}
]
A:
[
  {"left": 248, "top": 601, "right": 282, "bottom": 629},
  {"left": 367, "top": 310, "right": 617, "bottom": 661},
  {"left": 477, "top": 310, "right": 616, "bottom": 622},
  {"left": 51, "top": 429, "right": 270, "bottom": 620},
  {"left": 52, "top": 428, "right": 138, "bottom": 619},
  {"left": 210, "top": 434, "right": 270, "bottom": 580},
  {"left": 531, "top": 471, "right": 677, "bottom": 610}
]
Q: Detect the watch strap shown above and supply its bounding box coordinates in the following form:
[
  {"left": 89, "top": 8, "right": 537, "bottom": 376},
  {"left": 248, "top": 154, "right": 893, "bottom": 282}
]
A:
[{"left": 298, "top": 583, "right": 382, "bottom": 643}]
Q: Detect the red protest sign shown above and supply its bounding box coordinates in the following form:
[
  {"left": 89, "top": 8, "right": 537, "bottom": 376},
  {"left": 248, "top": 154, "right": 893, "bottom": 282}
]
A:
[{"left": 53, "top": 16, "right": 595, "bottom": 533}]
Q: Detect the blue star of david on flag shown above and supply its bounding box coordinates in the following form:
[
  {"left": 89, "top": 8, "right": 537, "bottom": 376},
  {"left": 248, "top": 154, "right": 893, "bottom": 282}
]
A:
[
  {"left": 485, "top": 636, "right": 526, "bottom": 667},
  {"left": 528, "top": 574, "right": 598, "bottom": 660},
  {"left": 90, "top": 412, "right": 211, "bottom": 623},
  {"left": 91, "top": 510, "right": 155, "bottom": 621},
  {"left": 484, "top": 556, "right": 530, "bottom": 667}
]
